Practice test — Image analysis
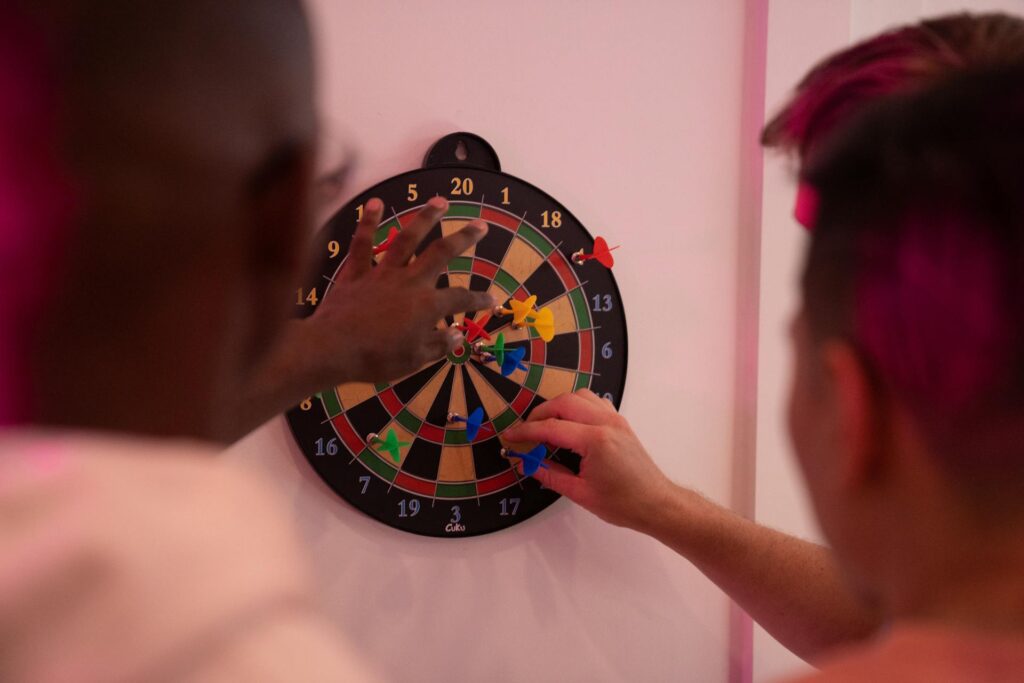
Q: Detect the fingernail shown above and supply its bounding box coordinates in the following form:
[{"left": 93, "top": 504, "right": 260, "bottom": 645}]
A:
[
  {"left": 366, "top": 198, "right": 383, "bottom": 212},
  {"left": 428, "top": 197, "right": 448, "bottom": 211},
  {"left": 471, "top": 221, "right": 488, "bottom": 235}
]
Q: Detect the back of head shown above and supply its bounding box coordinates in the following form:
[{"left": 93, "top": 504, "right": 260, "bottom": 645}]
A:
[
  {"left": 802, "top": 64, "right": 1024, "bottom": 507},
  {"left": 0, "top": 4, "right": 71, "bottom": 425},
  {"left": 763, "top": 12, "right": 1024, "bottom": 163},
  {"left": 9, "top": 0, "right": 317, "bottom": 439}
]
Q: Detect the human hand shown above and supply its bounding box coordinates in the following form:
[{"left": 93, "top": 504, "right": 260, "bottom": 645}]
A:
[
  {"left": 502, "top": 390, "right": 676, "bottom": 532},
  {"left": 303, "top": 196, "right": 494, "bottom": 384}
]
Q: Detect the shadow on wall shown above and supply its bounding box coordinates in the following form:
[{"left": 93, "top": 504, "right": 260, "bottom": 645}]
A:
[{"left": 234, "top": 416, "right": 721, "bottom": 681}]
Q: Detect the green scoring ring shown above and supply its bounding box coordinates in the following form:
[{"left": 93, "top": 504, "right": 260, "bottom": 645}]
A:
[{"left": 447, "top": 339, "right": 473, "bottom": 365}]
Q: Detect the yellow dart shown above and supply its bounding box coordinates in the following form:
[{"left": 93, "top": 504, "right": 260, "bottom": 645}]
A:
[
  {"left": 524, "top": 306, "right": 555, "bottom": 342},
  {"left": 494, "top": 295, "right": 537, "bottom": 327}
]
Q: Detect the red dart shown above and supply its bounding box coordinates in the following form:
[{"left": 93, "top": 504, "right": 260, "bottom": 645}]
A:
[
  {"left": 372, "top": 226, "right": 401, "bottom": 255},
  {"left": 458, "top": 316, "right": 491, "bottom": 342},
  {"left": 572, "top": 236, "right": 620, "bottom": 268}
]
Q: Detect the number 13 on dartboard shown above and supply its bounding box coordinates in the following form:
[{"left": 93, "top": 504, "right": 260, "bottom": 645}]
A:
[{"left": 286, "top": 133, "right": 628, "bottom": 537}]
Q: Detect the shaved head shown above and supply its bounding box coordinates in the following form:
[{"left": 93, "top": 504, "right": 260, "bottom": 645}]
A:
[{"left": 15, "top": 0, "right": 320, "bottom": 438}]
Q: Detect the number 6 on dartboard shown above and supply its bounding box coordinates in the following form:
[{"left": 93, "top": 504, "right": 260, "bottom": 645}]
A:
[{"left": 286, "top": 132, "right": 628, "bottom": 537}]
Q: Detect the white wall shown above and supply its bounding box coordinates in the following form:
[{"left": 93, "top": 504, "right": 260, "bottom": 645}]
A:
[
  {"left": 753, "top": 1, "right": 1024, "bottom": 682},
  {"left": 227, "top": 1, "right": 1024, "bottom": 681},
  {"left": 227, "top": 1, "right": 750, "bottom": 681}
]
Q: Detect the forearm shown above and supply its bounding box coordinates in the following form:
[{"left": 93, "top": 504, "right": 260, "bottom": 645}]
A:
[
  {"left": 229, "top": 320, "right": 351, "bottom": 441},
  {"left": 639, "top": 484, "right": 882, "bottom": 662}
]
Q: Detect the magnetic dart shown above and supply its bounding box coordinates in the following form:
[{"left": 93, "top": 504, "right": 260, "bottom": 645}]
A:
[
  {"left": 572, "top": 236, "right": 619, "bottom": 268},
  {"left": 494, "top": 295, "right": 537, "bottom": 327},
  {"left": 448, "top": 407, "right": 485, "bottom": 441},
  {"left": 502, "top": 445, "right": 549, "bottom": 477},
  {"left": 372, "top": 226, "right": 401, "bottom": 255},
  {"left": 366, "top": 429, "right": 410, "bottom": 463}
]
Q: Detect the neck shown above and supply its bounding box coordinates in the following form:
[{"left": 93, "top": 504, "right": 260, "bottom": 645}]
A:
[
  {"left": 886, "top": 517, "right": 1024, "bottom": 634},
  {"left": 30, "top": 280, "right": 228, "bottom": 442}
]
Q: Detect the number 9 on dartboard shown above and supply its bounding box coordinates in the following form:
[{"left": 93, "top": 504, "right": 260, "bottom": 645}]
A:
[{"left": 286, "top": 132, "right": 629, "bottom": 537}]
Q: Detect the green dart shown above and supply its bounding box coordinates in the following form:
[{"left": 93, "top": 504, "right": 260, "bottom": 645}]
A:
[
  {"left": 474, "top": 332, "right": 506, "bottom": 366},
  {"left": 367, "top": 428, "right": 410, "bottom": 463}
]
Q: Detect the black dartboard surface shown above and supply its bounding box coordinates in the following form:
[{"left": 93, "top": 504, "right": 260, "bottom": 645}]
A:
[{"left": 286, "top": 133, "right": 628, "bottom": 537}]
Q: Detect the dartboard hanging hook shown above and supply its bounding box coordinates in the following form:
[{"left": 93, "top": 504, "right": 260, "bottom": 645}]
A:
[{"left": 423, "top": 132, "right": 502, "bottom": 172}]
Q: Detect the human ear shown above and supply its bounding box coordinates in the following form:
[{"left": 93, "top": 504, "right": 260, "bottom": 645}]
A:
[
  {"left": 820, "top": 340, "right": 882, "bottom": 491},
  {"left": 246, "top": 141, "right": 316, "bottom": 290},
  {"left": 239, "top": 141, "right": 316, "bottom": 363}
]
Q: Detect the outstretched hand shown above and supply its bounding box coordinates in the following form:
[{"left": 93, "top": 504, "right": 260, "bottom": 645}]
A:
[
  {"left": 502, "top": 389, "right": 676, "bottom": 532},
  {"left": 236, "top": 196, "right": 495, "bottom": 439},
  {"left": 305, "top": 196, "right": 495, "bottom": 384}
]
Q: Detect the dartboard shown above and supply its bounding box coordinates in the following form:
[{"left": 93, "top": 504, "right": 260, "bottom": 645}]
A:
[{"left": 287, "top": 133, "right": 628, "bottom": 537}]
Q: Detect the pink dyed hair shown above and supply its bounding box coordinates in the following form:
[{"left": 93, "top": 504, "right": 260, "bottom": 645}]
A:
[
  {"left": 802, "top": 64, "right": 1024, "bottom": 471},
  {"left": 763, "top": 13, "right": 1024, "bottom": 231},
  {"left": 0, "top": 6, "right": 73, "bottom": 426},
  {"left": 763, "top": 13, "right": 1024, "bottom": 162}
]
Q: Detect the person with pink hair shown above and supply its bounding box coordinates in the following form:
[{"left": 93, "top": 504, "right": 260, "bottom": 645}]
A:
[{"left": 506, "top": 12, "right": 1024, "bottom": 676}]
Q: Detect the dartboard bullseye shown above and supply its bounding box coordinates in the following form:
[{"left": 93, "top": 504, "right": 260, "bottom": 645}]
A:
[{"left": 287, "top": 133, "right": 629, "bottom": 537}]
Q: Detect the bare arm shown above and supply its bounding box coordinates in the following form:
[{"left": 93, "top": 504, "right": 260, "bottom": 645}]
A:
[
  {"left": 230, "top": 197, "right": 495, "bottom": 440},
  {"left": 503, "top": 390, "right": 882, "bottom": 662},
  {"left": 645, "top": 482, "right": 880, "bottom": 661}
]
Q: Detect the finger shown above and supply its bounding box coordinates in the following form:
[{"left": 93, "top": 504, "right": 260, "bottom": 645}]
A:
[
  {"left": 575, "top": 387, "right": 617, "bottom": 410},
  {"left": 413, "top": 220, "right": 487, "bottom": 279},
  {"left": 528, "top": 459, "right": 581, "bottom": 497},
  {"left": 502, "top": 418, "right": 593, "bottom": 454},
  {"left": 574, "top": 389, "right": 605, "bottom": 405},
  {"left": 526, "top": 392, "right": 614, "bottom": 427},
  {"left": 344, "top": 198, "right": 383, "bottom": 280},
  {"left": 382, "top": 196, "right": 448, "bottom": 267},
  {"left": 433, "top": 288, "right": 497, "bottom": 319},
  {"left": 421, "top": 327, "right": 465, "bottom": 362}
]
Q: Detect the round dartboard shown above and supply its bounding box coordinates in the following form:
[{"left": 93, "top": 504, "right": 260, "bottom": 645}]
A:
[{"left": 287, "top": 133, "right": 628, "bottom": 537}]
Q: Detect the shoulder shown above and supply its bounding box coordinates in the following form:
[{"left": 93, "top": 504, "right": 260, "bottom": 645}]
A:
[
  {"left": 0, "top": 430, "right": 376, "bottom": 681},
  {"left": 782, "top": 626, "right": 1024, "bottom": 683}
]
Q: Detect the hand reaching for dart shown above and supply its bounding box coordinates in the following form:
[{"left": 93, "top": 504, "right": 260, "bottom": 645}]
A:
[
  {"left": 502, "top": 389, "right": 675, "bottom": 532},
  {"left": 243, "top": 197, "right": 495, "bottom": 433},
  {"left": 307, "top": 196, "right": 495, "bottom": 383}
]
